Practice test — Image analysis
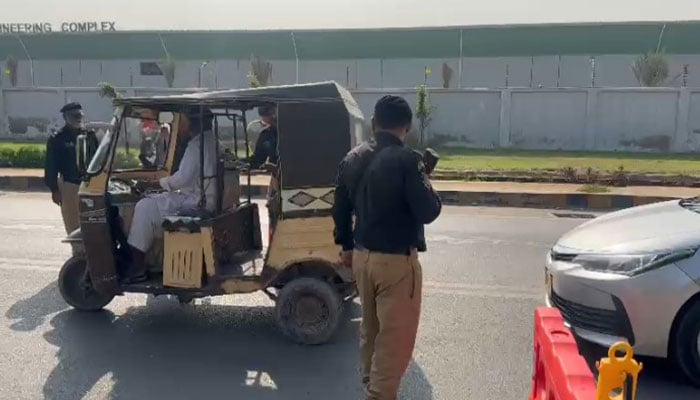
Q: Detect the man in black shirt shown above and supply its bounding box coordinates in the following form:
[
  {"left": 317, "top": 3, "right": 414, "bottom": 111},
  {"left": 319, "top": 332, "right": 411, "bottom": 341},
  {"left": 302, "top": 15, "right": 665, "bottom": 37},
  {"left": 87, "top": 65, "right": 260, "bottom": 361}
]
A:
[
  {"left": 333, "top": 95, "right": 442, "bottom": 399},
  {"left": 250, "top": 105, "right": 278, "bottom": 169},
  {"left": 44, "top": 102, "right": 97, "bottom": 236},
  {"left": 249, "top": 105, "right": 281, "bottom": 229}
]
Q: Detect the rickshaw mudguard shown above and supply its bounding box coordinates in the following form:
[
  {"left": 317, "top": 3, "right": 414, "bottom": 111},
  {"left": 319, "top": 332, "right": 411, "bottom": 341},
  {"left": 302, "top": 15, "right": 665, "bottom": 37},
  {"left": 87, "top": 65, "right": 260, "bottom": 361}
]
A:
[
  {"left": 78, "top": 194, "right": 120, "bottom": 295},
  {"left": 61, "top": 228, "right": 83, "bottom": 244},
  {"left": 262, "top": 216, "right": 355, "bottom": 289}
]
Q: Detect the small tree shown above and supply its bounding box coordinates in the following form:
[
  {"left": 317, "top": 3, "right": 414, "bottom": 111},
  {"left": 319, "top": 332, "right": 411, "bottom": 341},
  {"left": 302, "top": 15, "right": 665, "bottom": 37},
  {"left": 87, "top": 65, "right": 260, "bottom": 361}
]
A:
[
  {"left": 248, "top": 54, "right": 272, "bottom": 87},
  {"left": 415, "top": 84, "right": 436, "bottom": 146},
  {"left": 159, "top": 55, "right": 176, "bottom": 88},
  {"left": 632, "top": 51, "right": 669, "bottom": 87},
  {"left": 5, "top": 55, "right": 18, "bottom": 87}
]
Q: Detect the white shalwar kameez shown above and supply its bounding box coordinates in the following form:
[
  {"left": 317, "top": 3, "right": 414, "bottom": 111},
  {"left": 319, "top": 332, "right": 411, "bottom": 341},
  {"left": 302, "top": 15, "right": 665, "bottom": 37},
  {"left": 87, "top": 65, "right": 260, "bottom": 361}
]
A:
[{"left": 128, "top": 131, "right": 219, "bottom": 252}]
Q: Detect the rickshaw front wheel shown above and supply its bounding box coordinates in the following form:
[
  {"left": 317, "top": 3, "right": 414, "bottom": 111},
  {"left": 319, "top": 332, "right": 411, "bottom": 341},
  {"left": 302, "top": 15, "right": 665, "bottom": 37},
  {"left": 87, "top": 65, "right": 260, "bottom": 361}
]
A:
[
  {"left": 59, "top": 256, "right": 115, "bottom": 311},
  {"left": 274, "top": 277, "right": 343, "bottom": 345}
]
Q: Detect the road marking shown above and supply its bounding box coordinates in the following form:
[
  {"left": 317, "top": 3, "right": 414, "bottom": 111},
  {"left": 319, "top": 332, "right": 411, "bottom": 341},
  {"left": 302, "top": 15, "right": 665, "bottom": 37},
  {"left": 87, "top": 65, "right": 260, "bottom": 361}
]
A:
[
  {"left": 0, "top": 257, "right": 65, "bottom": 266},
  {"left": 427, "top": 234, "right": 551, "bottom": 248},
  {"left": 424, "top": 287, "right": 542, "bottom": 300},
  {"left": 424, "top": 281, "right": 541, "bottom": 299},
  {"left": 0, "top": 224, "right": 61, "bottom": 230},
  {"left": 424, "top": 280, "right": 540, "bottom": 293},
  {"left": 0, "top": 263, "right": 60, "bottom": 272}
]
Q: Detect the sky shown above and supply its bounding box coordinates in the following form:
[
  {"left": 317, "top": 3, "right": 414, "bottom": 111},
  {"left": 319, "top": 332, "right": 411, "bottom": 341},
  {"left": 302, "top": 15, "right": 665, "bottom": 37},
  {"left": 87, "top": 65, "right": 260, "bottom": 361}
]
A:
[{"left": 2, "top": 0, "right": 700, "bottom": 31}]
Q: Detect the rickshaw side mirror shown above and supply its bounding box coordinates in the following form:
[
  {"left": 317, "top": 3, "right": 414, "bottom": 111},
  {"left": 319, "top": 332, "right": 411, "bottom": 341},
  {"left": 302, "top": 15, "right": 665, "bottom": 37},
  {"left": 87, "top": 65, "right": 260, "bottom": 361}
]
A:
[
  {"left": 76, "top": 134, "right": 96, "bottom": 176},
  {"left": 76, "top": 135, "right": 87, "bottom": 175}
]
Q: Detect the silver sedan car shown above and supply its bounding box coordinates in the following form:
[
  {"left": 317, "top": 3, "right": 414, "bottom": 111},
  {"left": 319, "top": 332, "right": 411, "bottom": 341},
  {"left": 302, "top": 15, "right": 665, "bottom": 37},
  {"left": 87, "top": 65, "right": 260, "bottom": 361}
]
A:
[{"left": 545, "top": 198, "right": 700, "bottom": 386}]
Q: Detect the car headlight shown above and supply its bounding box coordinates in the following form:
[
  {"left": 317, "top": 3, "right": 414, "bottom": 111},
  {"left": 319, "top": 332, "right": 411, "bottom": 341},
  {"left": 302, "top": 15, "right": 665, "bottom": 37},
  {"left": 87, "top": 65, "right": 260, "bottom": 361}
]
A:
[{"left": 573, "top": 248, "right": 698, "bottom": 276}]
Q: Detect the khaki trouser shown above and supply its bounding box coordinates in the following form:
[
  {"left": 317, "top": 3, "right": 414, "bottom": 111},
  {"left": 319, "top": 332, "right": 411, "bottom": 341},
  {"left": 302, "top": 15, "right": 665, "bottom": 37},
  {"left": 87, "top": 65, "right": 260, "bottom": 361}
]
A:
[
  {"left": 59, "top": 177, "right": 80, "bottom": 235},
  {"left": 353, "top": 248, "right": 423, "bottom": 400}
]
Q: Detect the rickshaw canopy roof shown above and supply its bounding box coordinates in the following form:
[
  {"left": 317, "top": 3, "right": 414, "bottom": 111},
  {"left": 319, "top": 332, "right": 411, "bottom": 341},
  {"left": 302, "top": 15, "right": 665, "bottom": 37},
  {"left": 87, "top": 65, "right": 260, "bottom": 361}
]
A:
[{"left": 113, "top": 81, "right": 363, "bottom": 119}]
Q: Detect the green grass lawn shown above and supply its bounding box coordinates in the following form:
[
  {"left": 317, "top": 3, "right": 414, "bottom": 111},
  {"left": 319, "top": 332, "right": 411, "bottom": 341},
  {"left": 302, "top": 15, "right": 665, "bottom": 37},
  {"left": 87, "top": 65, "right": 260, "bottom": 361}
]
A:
[
  {"left": 2, "top": 141, "right": 700, "bottom": 175},
  {"left": 436, "top": 148, "right": 700, "bottom": 175}
]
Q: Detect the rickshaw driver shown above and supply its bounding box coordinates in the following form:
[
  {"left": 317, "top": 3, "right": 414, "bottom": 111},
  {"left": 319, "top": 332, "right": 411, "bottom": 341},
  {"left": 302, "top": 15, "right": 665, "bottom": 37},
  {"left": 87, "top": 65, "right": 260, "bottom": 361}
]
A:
[
  {"left": 250, "top": 104, "right": 278, "bottom": 169},
  {"left": 123, "top": 108, "right": 220, "bottom": 283},
  {"left": 247, "top": 105, "right": 280, "bottom": 229}
]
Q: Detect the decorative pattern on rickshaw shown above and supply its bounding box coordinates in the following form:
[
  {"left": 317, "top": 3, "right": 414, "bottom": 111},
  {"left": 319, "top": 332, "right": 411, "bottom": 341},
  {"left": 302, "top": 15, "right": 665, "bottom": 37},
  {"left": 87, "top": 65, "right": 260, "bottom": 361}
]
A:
[{"left": 283, "top": 188, "right": 336, "bottom": 210}]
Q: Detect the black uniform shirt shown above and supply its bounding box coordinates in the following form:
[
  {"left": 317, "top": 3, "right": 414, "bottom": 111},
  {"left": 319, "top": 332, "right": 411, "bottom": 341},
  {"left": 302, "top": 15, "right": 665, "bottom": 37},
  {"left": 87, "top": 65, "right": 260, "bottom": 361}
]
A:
[
  {"left": 333, "top": 131, "right": 442, "bottom": 254},
  {"left": 44, "top": 126, "right": 82, "bottom": 192},
  {"left": 250, "top": 125, "right": 278, "bottom": 168}
]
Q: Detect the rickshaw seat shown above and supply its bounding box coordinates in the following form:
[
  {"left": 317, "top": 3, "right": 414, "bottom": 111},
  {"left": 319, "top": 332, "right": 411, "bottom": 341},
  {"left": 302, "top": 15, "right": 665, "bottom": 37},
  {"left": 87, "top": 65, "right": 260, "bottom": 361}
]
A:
[{"left": 162, "top": 216, "right": 203, "bottom": 233}]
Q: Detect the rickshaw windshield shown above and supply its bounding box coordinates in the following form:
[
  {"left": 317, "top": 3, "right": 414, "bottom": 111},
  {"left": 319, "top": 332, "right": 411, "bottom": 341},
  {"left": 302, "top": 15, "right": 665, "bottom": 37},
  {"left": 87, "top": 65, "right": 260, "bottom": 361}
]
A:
[{"left": 86, "top": 121, "right": 115, "bottom": 175}]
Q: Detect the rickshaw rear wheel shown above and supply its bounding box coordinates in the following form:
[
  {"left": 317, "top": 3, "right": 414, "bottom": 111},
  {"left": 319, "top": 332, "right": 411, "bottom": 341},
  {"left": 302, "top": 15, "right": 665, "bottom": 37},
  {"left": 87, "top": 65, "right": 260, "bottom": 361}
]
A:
[
  {"left": 59, "top": 256, "right": 115, "bottom": 311},
  {"left": 274, "top": 277, "right": 343, "bottom": 345}
]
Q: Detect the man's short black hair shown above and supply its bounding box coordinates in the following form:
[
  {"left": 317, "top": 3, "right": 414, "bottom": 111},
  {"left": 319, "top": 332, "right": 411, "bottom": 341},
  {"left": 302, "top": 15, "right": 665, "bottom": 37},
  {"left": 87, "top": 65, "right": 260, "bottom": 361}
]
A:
[
  {"left": 373, "top": 95, "right": 413, "bottom": 130},
  {"left": 258, "top": 104, "right": 276, "bottom": 117},
  {"left": 186, "top": 107, "right": 214, "bottom": 131}
]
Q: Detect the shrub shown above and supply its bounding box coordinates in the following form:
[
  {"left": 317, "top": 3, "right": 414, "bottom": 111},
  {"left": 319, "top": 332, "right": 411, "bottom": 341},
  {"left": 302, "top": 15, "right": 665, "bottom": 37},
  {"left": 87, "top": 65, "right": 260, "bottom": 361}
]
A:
[
  {"left": 249, "top": 54, "right": 272, "bottom": 87},
  {"left": 631, "top": 52, "right": 669, "bottom": 87},
  {"left": 159, "top": 56, "right": 176, "bottom": 88},
  {"left": 0, "top": 148, "right": 15, "bottom": 167},
  {"left": 15, "top": 146, "right": 45, "bottom": 168},
  {"left": 98, "top": 82, "right": 121, "bottom": 100},
  {"left": 0, "top": 145, "right": 46, "bottom": 168}
]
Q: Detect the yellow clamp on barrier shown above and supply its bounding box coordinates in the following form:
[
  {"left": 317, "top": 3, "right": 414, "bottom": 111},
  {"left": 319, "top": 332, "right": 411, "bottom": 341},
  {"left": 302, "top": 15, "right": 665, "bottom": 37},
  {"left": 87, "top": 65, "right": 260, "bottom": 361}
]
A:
[{"left": 596, "top": 342, "right": 643, "bottom": 400}]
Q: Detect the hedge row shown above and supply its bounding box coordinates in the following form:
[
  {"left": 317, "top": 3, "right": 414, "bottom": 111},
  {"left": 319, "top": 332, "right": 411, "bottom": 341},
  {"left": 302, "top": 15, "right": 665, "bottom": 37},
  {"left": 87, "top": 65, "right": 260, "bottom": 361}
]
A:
[
  {"left": 0, "top": 146, "right": 45, "bottom": 168},
  {"left": 0, "top": 145, "right": 140, "bottom": 169}
]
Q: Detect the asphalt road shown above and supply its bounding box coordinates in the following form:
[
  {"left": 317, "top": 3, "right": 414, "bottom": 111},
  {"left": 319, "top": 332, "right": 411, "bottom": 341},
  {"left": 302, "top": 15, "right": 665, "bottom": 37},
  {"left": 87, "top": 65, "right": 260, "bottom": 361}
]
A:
[{"left": 0, "top": 191, "right": 698, "bottom": 400}]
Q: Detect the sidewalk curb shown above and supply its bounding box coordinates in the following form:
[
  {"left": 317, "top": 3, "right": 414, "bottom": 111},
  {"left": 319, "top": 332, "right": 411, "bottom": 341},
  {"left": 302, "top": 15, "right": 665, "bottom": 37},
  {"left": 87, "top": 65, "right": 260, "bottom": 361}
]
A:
[{"left": 0, "top": 175, "right": 681, "bottom": 211}]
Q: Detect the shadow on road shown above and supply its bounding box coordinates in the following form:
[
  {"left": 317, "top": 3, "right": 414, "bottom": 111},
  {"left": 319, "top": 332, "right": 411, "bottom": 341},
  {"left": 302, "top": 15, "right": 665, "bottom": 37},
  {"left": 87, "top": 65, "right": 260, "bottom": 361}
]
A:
[
  {"left": 577, "top": 338, "right": 700, "bottom": 400},
  {"left": 37, "top": 298, "right": 433, "bottom": 400},
  {"left": 5, "top": 281, "right": 69, "bottom": 332}
]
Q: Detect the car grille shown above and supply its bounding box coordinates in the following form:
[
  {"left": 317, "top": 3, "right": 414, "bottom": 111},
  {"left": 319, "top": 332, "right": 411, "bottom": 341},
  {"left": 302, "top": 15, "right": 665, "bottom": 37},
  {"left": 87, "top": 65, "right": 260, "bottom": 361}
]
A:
[
  {"left": 549, "top": 290, "right": 629, "bottom": 340},
  {"left": 550, "top": 251, "right": 576, "bottom": 262}
]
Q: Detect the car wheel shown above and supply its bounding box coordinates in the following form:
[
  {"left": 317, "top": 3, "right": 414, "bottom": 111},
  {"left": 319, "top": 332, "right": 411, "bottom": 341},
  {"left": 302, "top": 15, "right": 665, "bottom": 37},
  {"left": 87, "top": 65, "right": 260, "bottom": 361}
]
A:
[
  {"left": 274, "top": 277, "right": 343, "bottom": 345},
  {"left": 58, "top": 256, "right": 115, "bottom": 311},
  {"left": 671, "top": 299, "right": 700, "bottom": 387}
]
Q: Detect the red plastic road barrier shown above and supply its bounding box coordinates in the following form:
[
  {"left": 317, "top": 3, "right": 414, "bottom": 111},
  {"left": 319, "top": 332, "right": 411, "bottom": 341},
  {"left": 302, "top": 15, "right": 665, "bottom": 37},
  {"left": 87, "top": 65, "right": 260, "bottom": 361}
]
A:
[{"left": 529, "top": 307, "right": 598, "bottom": 400}]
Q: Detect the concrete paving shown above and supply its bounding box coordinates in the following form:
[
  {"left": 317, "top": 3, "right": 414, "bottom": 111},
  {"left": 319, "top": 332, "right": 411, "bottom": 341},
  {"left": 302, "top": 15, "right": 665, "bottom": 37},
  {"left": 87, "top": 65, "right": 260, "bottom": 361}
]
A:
[{"left": 0, "top": 191, "right": 697, "bottom": 399}]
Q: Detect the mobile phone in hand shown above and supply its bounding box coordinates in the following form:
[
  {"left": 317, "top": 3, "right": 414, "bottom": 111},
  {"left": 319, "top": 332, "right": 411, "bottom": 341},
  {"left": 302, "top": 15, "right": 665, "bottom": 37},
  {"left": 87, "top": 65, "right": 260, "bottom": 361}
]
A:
[{"left": 422, "top": 148, "right": 439, "bottom": 175}]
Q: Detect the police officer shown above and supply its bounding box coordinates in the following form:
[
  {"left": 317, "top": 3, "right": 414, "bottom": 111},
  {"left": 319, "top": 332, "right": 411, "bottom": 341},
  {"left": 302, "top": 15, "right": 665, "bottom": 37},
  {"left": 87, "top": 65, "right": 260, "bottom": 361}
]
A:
[
  {"left": 333, "top": 95, "right": 442, "bottom": 400},
  {"left": 44, "top": 102, "right": 96, "bottom": 235}
]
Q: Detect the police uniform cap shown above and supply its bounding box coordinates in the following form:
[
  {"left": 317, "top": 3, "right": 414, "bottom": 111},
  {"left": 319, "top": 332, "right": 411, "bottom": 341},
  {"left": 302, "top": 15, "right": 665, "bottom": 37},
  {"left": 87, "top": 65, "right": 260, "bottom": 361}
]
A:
[{"left": 60, "top": 102, "right": 83, "bottom": 114}]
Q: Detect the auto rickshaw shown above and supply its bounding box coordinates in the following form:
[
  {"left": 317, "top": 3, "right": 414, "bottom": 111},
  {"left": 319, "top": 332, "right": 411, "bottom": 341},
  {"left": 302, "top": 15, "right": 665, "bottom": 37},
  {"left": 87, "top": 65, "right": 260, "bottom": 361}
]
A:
[{"left": 58, "top": 81, "right": 364, "bottom": 345}]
